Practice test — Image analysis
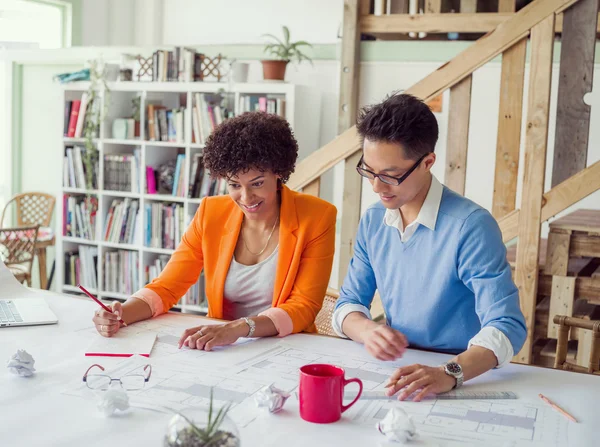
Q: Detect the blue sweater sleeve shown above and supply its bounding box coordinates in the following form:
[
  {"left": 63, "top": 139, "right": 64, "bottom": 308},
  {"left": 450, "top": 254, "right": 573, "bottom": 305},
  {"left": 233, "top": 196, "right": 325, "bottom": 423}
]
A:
[
  {"left": 457, "top": 210, "right": 527, "bottom": 354},
  {"left": 335, "top": 212, "right": 378, "bottom": 311}
]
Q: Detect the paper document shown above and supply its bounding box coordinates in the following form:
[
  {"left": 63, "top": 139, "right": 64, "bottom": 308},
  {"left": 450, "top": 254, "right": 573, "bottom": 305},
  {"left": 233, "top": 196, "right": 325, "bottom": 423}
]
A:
[{"left": 85, "top": 328, "right": 157, "bottom": 357}]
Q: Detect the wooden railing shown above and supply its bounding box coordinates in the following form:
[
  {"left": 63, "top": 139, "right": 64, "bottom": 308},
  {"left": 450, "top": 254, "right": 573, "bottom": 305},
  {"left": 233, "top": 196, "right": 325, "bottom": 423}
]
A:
[{"left": 289, "top": 0, "right": 600, "bottom": 364}]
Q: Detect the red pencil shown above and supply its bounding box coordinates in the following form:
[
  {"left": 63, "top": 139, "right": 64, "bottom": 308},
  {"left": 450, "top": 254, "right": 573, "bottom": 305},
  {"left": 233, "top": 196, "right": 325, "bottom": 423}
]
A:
[{"left": 77, "top": 284, "right": 127, "bottom": 327}]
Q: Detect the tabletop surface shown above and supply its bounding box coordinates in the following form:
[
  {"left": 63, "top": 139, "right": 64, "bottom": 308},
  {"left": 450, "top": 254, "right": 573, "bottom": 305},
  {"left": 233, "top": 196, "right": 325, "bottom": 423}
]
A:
[{"left": 1, "top": 288, "right": 599, "bottom": 447}]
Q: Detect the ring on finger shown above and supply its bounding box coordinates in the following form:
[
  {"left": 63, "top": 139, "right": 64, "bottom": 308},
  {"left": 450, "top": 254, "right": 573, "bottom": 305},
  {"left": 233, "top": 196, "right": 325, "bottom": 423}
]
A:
[
  {"left": 197, "top": 329, "right": 204, "bottom": 337},
  {"left": 101, "top": 324, "right": 106, "bottom": 332}
]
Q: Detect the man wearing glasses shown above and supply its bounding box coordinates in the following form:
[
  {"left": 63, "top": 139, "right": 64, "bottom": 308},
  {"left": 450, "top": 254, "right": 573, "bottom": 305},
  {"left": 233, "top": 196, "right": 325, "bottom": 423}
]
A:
[{"left": 332, "top": 93, "right": 526, "bottom": 402}]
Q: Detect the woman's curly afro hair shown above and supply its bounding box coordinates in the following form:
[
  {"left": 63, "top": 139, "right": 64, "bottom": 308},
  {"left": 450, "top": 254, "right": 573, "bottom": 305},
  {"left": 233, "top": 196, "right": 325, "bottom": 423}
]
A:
[{"left": 203, "top": 111, "right": 298, "bottom": 183}]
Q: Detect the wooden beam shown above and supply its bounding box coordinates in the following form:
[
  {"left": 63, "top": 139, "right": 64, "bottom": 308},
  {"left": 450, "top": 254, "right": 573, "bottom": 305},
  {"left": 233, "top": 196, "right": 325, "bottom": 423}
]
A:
[
  {"left": 406, "top": 0, "right": 576, "bottom": 102},
  {"left": 424, "top": 0, "right": 441, "bottom": 14},
  {"left": 302, "top": 178, "right": 321, "bottom": 197},
  {"left": 445, "top": 75, "right": 472, "bottom": 195},
  {"left": 361, "top": 13, "right": 511, "bottom": 33},
  {"left": 538, "top": 274, "right": 600, "bottom": 304},
  {"left": 498, "top": 0, "right": 516, "bottom": 13},
  {"left": 513, "top": 14, "right": 555, "bottom": 365},
  {"left": 552, "top": 0, "right": 598, "bottom": 187},
  {"left": 290, "top": 0, "right": 579, "bottom": 192},
  {"left": 337, "top": 0, "right": 364, "bottom": 286},
  {"left": 498, "top": 159, "right": 600, "bottom": 243},
  {"left": 547, "top": 276, "right": 576, "bottom": 338},
  {"left": 361, "top": 10, "right": 596, "bottom": 36},
  {"left": 492, "top": 37, "right": 526, "bottom": 219},
  {"left": 545, "top": 231, "right": 572, "bottom": 276}
]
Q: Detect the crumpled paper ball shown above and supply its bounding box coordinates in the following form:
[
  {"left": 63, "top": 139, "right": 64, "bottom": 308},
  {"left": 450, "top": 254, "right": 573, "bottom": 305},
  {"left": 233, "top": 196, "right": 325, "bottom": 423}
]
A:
[
  {"left": 254, "top": 384, "right": 291, "bottom": 413},
  {"left": 97, "top": 388, "right": 130, "bottom": 417},
  {"left": 376, "top": 407, "right": 418, "bottom": 443},
  {"left": 7, "top": 350, "right": 36, "bottom": 377}
]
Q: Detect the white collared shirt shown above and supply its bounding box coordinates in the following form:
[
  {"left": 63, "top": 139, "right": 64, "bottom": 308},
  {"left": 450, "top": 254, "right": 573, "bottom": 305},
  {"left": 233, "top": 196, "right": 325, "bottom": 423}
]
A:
[{"left": 332, "top": 175, "right": 514, "bottom": 368}]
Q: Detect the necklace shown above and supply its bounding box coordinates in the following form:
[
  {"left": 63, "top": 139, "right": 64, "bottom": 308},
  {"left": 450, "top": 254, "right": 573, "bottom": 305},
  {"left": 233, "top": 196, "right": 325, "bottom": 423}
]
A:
[{"left": 242, "top": 215, "right": 279, "bottom": 256}]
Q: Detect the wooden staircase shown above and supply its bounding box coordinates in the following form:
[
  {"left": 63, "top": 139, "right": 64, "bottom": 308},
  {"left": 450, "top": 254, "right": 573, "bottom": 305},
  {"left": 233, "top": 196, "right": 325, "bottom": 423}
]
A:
[{"left": 288, "top": 0, "right": 600, "bottom": 365}]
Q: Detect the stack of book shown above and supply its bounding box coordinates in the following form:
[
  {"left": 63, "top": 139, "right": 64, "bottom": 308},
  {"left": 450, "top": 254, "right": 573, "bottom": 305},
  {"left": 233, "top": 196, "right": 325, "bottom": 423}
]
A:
[
  {"left": 145, "top": 255, "right": 170, "bottom": 284},
  {"left": 146, "top": 104, "right": 187, "bottom": 143},
  {"left": 63, "top": 146, "right": 99, "bottom": 190},
  {"left": 104, "top": 150, "right": 141, "bottom": 193},
  {"left": 188, "top": 153, "right": 227, "bottom": 199},
  {"left": 64, "top": 93, "right": 100, "bottom": 138},
  {"left": 103, "top": 198, "right": 140, "bottom": 245},
  {"left": 64, "top": 246, "right": 98, "bottom": 289},
  {"left": 151, "top": 48, "right": 205, "bottom": 82},
  {"left": 63, "top": 195, "right": 98, "bottom": 240},
  {"left": 184, "top": 276, "right": 206, "bottom": 306},
  {"left": 191, "top": 93, "right": 234, "bottom": 144},
  {"left": 238, "top": 94, "right": 286, "bottom": 117},
  {"left": 144, "top": 202, "right": 184, "bottom": 249},
  {"left": 104, "top": 250, "right": 140, "bottom": 295}
]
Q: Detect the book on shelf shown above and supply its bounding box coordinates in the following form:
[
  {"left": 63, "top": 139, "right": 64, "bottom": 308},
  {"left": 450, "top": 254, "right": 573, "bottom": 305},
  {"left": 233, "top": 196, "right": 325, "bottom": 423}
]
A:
[
  {"left": 63, "top": 194, "right": 98, "bottom": 240},
  {"left": 64, "top": 246, "right": 98, "bottom": 290},
  {"left": 146, "top": 166, "right": 157, "bottom": 194},
  {"left": 64, "top": 95, "right": 100, "bottom": 138},
  {"left": 191, "top": 93, "right": 234, "bottom": 144},
  {"left": 188, "top": 153, "right": 227, "bottom": 199},
  {"left": 103, "top": 198, "right": 140, "bottom": 245},
  {"left": 152, "top": 48, "right": 204, "bottom": 82},
  {"left": 104, "top": 150, "right": 141, "bottom": 193},
  {"left": 238, "top": 94, "right": 286, "bottom": 117},
  {"left": 146, "top": 104, "right": 186, "bottom": 143},
  {"left": 144, "top": 254, "right": 205, "bottom": 308},
  {"left": 145, "top": 202, "right": 184, "bottom": 249},
  {"left": 63, "top": 146, "right": 99, "bottom": 190},
  {"left": 104, "top": 250, "right": 140, "bottom": 295},
  {"left": 172, "top": 154, "right": 186, "bottom": 197}
]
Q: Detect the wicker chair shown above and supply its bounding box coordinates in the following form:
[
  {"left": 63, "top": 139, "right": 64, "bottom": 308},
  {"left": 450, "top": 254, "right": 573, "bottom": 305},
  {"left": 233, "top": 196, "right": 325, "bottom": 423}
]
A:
[
  {"left": 315, "top": 288, "right": 340, "bottom": 337},
  {"left": 1, "top": 192, "right": 56, "bottom": 228},
  {"left": 554, "top": 315, "right": 600, "bottom": 375},
  {"left": 0, "top": 226, "right": 40, "bottom": 286}
]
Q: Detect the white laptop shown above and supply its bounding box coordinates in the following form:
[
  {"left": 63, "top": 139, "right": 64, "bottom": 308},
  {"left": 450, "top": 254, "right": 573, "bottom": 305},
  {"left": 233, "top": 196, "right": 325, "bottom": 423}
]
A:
[{"left": 0, "top": 299, "right": 58, "bottom": 327}]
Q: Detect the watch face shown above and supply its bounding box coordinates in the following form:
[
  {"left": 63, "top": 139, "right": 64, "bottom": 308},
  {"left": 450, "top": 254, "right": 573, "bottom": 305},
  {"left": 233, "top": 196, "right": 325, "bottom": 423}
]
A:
[{"left": 446, "top": 362, "right": 462, "bottom": 374}]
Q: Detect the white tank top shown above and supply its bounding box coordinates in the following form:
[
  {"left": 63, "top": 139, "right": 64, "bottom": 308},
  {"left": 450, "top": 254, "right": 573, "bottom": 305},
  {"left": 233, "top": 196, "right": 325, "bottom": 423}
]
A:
[{"left": 222, "top": 246, "right": 279, "bottom": 321}]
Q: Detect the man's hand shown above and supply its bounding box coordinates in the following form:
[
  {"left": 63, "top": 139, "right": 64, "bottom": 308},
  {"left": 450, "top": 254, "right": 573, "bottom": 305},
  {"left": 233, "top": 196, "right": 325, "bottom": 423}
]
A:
[
  {"left": 178, "top": 320, "right": 248, "bottom": 351},
  {"left": 385, "top": 364, "right": 456, "bottom": 402},
  {"left": 361, "top": 324, "right": 408, "bottom": 361}
]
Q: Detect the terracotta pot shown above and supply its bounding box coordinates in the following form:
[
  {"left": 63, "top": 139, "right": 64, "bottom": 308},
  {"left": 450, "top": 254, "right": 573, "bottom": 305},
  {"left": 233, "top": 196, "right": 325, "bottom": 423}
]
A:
[{"left": 261, "top": 60, "right": 289, "bottom": 81}]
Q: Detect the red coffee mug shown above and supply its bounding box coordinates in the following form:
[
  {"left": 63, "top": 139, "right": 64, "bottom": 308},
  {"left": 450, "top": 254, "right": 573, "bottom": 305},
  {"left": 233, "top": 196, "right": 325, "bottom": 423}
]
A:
[{"left": 299, "top": 364, "right": 363, "bottom": 423}]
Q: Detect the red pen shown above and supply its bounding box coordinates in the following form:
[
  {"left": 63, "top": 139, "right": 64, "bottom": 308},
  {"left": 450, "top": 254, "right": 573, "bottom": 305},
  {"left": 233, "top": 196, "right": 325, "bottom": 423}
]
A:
[{"left": 77, "top": 284, "right": 127, "bottom": 327}]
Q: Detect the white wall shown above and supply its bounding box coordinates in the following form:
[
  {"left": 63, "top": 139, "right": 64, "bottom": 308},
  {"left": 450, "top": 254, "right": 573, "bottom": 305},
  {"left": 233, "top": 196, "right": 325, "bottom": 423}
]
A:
[{"left": 78, "top": 0, "right": 343, "bottom": 46}]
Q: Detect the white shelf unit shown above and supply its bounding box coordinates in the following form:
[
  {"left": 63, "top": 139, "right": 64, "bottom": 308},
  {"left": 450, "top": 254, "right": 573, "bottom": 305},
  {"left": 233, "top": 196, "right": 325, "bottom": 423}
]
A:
[{"left": 57, "top": 81, "right": 315, "bottom": 314}]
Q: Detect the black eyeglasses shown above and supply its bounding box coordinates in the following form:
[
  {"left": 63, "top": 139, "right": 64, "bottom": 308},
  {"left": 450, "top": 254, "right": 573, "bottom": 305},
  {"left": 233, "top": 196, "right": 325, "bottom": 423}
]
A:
[{"left": 356, "top": 153, "right": 429, "bottom": 186}]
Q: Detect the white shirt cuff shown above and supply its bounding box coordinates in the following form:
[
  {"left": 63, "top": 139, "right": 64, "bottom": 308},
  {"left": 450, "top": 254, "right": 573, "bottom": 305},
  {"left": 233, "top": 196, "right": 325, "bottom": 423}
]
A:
[
  {"left": 331, "top": 303, "right": 372, "bottom": 338},
  {"left": 468, "top": 326, "right": 514, "bottom": 368}
]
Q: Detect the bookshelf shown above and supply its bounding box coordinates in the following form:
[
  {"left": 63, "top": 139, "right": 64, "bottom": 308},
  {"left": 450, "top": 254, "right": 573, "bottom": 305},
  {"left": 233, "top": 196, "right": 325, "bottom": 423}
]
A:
[{"left": 57, "top": 81, "right": 317, "bottom": 314}]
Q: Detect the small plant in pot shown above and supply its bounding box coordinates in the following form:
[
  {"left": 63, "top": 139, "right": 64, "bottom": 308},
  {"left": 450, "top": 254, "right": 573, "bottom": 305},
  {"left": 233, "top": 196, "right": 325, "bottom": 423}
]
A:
[
  {"left": 261, "top": 26, "right": 312, "bottom": 81},
  {"left": 164, "top": 389, "right": 239, "bottom": 447}
]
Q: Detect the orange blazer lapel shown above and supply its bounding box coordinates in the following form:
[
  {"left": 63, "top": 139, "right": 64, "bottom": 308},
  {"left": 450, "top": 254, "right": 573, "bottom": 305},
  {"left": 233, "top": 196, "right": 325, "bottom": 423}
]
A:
[
  {"left": 273, "top": 186, "right": 298, "bottom": 306},
  {"left": 211, "top": 206, "right": 243, "bottom": 319}
]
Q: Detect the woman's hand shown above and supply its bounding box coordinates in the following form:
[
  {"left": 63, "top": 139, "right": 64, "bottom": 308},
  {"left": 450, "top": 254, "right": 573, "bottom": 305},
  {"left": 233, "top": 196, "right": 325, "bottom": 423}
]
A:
[
  {"left": 178, "top": 320, "right": 249, "bottom": 351},
  {"left": 385, "top": 364, "right": 456, "bottom": 402},
  {"left": 361, "top": 324, "right": 408, "bottom": 361},
  {"left": 92, "top": 302, "right": 123, "bottom": 337}
]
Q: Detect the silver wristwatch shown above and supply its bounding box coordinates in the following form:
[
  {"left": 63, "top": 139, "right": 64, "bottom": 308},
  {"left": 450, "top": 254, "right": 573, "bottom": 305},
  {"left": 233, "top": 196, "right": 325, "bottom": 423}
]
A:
[
  {"left": 242, "top": 317, "right": 256, "bottom": 337},
  {"left": 442, "top": 362, "right": 464, "bottom": 389}
]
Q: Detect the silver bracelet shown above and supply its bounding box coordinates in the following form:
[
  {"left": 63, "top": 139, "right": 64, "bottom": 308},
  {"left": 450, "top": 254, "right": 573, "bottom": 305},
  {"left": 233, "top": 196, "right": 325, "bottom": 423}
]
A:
[{"left": 242, "top": 317, "right": 256, "bottom": 337}]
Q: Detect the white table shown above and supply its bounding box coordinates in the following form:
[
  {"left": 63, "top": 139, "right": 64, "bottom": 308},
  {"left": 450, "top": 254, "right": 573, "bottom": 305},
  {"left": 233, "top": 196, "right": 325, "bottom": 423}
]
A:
[{"left": 1, "top": 291, "right": 599, "bottom": 447}]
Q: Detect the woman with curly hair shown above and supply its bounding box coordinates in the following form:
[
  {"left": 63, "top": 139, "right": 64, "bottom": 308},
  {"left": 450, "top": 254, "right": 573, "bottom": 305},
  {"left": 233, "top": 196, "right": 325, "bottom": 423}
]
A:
[{"left": 91, "top": 112, "right": 337, "bottom": 350}]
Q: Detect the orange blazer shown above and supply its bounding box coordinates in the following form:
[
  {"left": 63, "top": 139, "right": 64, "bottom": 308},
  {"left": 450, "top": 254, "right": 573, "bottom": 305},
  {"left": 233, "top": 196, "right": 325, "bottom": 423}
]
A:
[{"left": 143, "top": 185, "right": 337, "bottom": 333}]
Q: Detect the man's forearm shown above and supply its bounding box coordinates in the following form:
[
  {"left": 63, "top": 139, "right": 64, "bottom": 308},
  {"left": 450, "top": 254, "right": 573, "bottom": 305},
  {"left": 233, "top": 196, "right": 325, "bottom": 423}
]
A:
[
  {"left": 449, "top": 345, "right": 498, "bottom": 382},
  {"left": 342, "top": 311, "right": 380, "bottom": 343}
]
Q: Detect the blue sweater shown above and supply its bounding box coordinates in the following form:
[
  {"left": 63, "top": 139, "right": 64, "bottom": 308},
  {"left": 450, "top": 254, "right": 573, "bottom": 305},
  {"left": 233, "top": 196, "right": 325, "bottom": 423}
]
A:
[{"left": 336, "top": 187, "right": 527, "bottom": 354}]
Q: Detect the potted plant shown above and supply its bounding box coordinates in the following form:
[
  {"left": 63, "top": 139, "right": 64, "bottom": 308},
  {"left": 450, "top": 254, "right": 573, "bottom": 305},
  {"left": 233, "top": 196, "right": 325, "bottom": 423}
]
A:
[
  {"left": 82, "top": 59, "right": 110, "bottom": 190},
  {"left": 261, "top": 26, "right": 312, "bottom": 81},
  {"left": 164, "top": 389, "right": 239, "bottom": 447}
]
